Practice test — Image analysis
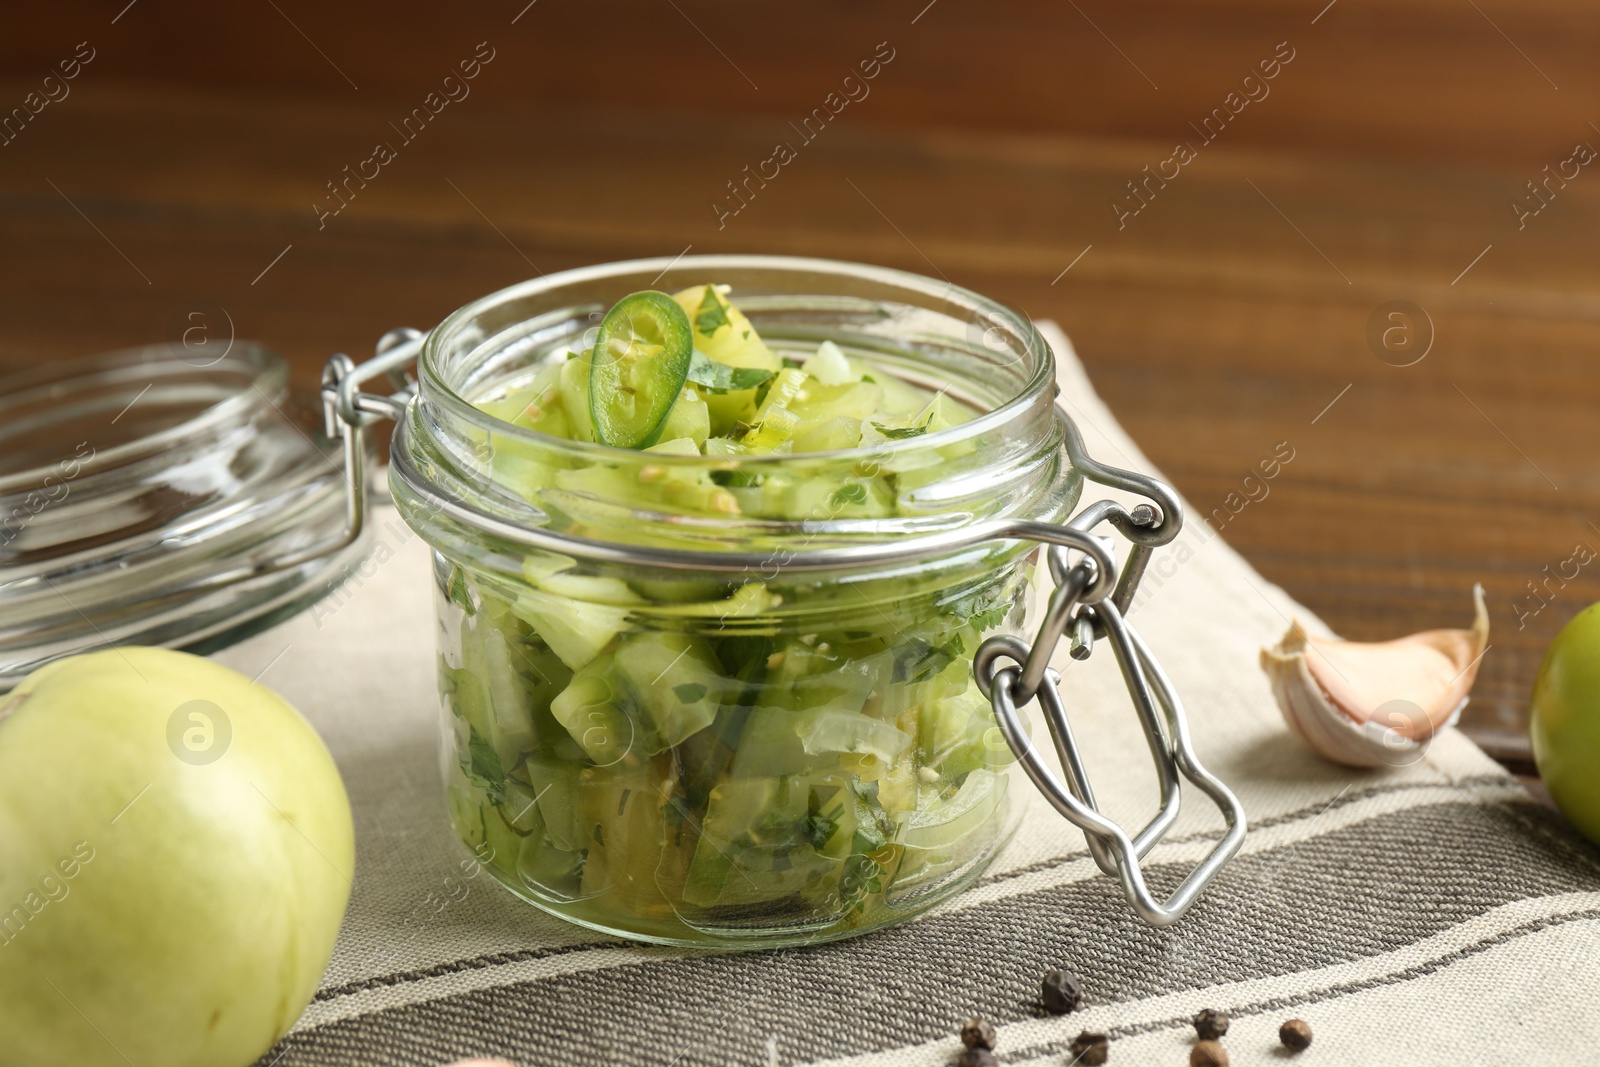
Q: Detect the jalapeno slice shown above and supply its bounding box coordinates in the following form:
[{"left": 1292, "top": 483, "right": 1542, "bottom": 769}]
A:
[{"left": 588, "top": 290, "right": 693, "bottom": 449}]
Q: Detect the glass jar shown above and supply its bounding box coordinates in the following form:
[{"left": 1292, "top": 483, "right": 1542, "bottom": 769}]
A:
[{"left": 386, "top": 257, "right": 1081, "bottom": 947}]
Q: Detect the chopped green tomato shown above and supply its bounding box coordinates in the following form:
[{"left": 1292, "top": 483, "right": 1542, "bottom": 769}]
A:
[
  {"left": 870, "top": 369, "right": 936, "bottom": 417},
  {"left": 513, "top": 597, "right": 628, "bottom": 671},
  {"left": 588, "top": 290, "right": 694, "bottom": 449},
  {"left": 790, "top": 381, "right": 883, "bottom": 431},
  {"left": 891, "top": 769, "right": 1007, "bottom": 889},
  {"left": 644, "top": 436, "right": 701, "bottom": 458},
  {"left": 792, "top": 416, "right": 862, "bottom": 453},
  {"left": 512, "top": 569, "right": 641, "bottom": 671},
  {"left": 656, "top": 387, "right": 711, "bottom": 447},
  {"left": 476, "top": 284, "right": 978, "bottom": 474},
  {"left": 550, "top": 653, "right": 644, "bottom": 764},
  {"left": 641, "top": 581, "right": 778, "bottom": 620},
  {"left": 447, "top": 778, "right": 488, "bottom": 853},
  {"left": 516, "top": 829, "right": 589, "bottom": 901},
  {"left": 780, "top": 474, "right": 895, "bottom": 520},
  {"left": 524, "top": 754, "right": 584, "bottom": 851},
  {"left": 742, "top": 408, "right": 799, "bottom": 453},
  {"left": 671, "top": 285, "right": 779, "bottom": 435},
  {"left": 483, "top": 360, "right": 571, "bottom": 438},
  {"left": 918, "top": 689, "right": 1007, "bottom": 781},
  {"left": 729, "top": 707, "right": 908, "bottom": 778},
  {"left": 578, "top": 756, "right": 686, "bottom": 911},
  {"left": 482, "top": 626, "right": 540, "bottom": 762},
  {"left": 478, "top": 373, "right": 571, "bottom": 494},
  {"left": 799, "top": 709, "right": 912, "bottom": 764},
  {"left": 486, "top": 437, "right": 560, "bottom": 498},
  {"left": 681, "top": 775, "right": 843, "bottom": 908},
  {"left": 702, "top": 436, "right": 745, "bottom": 461},
  {"left": 764, "top": 640, "right": 873, "bottom": 711},
  {"left": 499, "top": 778, "right": 546, "bottom": 834},
  {"left": 558, "top": 352, "right": 598, "bottom": 443},
  {"left": 752, "top": 368, "right": 808, "bottom": 424},
  {"left": 802, "top": 340, "right": 857, "bottom": 386},
  {"left": 915, "top": 391, "right": 974, "bottom": 432},
  {"left": 613, "top": 632, "right": 725, "bottom": 746},
  {"left": 671, "top": 285, "right": 779, "bottom": 372},
  {"left": 481, "top": 805, "right": 524, "bottom": 878},
  {"left": 728, "top": 708, "right": 826, "bottom": 778}
]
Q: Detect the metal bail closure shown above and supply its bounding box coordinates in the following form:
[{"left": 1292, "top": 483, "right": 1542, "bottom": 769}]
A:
[{"left": 974, "top": 525, "right": 1246, "bottom": 927}]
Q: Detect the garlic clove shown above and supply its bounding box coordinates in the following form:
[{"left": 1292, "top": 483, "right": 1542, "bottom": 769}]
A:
[{"left": 1260, "top": 585, "right": 1489, "bottom": 768}]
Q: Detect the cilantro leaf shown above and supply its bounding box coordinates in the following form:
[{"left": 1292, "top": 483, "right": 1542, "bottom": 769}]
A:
[
  {"left": 460, "top": 727, "right": 506, "bottom": 803},
  {"left": 943, "top": 586, "right": 1013, "bottom": 632},
  {"left": 891, "top": 636, "right": 958, "bottom": 684},
  {"left": 686, "top": 351, "right": 775, "bottom": 393},
  {"left": 673, "top": 682, "right": 709, "bottom": 704},
  {"left": 872, "top": 421, "right": 929, "bottom": 440},
  {"left": 830, "top": 482, "right": 869, "bottom": 507},
  {"left": 966, "top": 604, "right": 1010, "bottom": 631},
  {"left": 445, "top": 565, "right": 475, "bottom": 616},
  {"left": 694, "top": 287, "right": 730, "bottom": 335},
  {"left": 803, "top": 811, "right": 839, "bottom": 851},
  {"left": 710, "top": 467, "right": 762, "bottom": 488}
]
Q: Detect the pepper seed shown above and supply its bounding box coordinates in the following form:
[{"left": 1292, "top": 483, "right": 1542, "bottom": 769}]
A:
[
  {"left": 1189, "top": 1039, "right": 1229, "bottom": 1067},
  {"left": 1279, "top": 1018, "right": 1313, "bottom": 1051},
  {"left": 1191, "top": 1008, "right": 1230, "bottom": 1041},
  {"left": 1041, "top": 968, "right": 1083, "bottom": 1014},
  {"left": 1067, "top": 1030, "right": 1108, "bottom": 1065},
  {"left": 959, "top": 1018, "right": 997, "bottom": 1051}
]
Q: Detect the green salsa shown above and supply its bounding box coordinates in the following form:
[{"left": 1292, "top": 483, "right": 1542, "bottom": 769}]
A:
[{"left": 438, "top": 284, "right": 1025, "bottom": 945}]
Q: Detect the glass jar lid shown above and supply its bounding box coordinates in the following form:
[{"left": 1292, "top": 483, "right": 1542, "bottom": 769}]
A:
[{"left": 0, "top": 342, "right": 372, "bottom": 689}]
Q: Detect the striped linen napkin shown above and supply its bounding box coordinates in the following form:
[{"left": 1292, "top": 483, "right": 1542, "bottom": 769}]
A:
[{"left": 221, "top": 323, "right": 1600, "bottom": 1067}]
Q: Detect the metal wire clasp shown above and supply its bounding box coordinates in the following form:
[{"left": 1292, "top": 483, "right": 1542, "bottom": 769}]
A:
[
  {"left": 972, "top": 417, "right": 1246, "bottom": 926},
  {"left": 299, "top": 328, "right": 426, "bottom": 564}
]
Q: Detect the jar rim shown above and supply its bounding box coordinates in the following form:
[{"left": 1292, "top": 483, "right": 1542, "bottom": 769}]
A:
[
  {"left": 416, "top": 254, "right": 1057, "bottom": 466},
  {"left": 0, "top": 342, "right": 285, "bottom": 493},
  {"left": 391, "top": 256, "right": 1082, "bottom": 569}
]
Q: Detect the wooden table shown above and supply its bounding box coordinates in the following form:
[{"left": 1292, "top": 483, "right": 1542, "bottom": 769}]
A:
[{"left": 3, "top": 14, "right": 1598, "bottom": 771}]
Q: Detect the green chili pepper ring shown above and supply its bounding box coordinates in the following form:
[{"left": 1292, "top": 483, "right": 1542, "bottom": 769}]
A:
[{"left": 587, "top": 290, "right": 694, "bottom": 449}]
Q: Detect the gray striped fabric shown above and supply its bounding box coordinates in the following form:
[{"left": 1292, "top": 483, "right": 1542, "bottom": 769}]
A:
[{"left": 220, "top": 324, "right": 1600, "bottom": 1066}]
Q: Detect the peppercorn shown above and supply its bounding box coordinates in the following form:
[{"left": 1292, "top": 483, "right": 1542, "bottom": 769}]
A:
[
  {"left": 1040, "top": 968, "right": 1083, "bottom": 1014},
  {"left": 956, "top": 1049, "right": 997, "bottom": 1067},
  {"left": 1279, "top": 1018, "right": 1312, "bottom": 1051},
  {"left": 1068, "top": 1030, "right": 1108, "bottom": 1065},
  {"left": 959, "top": 1017, "right": 997, "bottom": 1051},
  {"left": 1189, "top": 1040, "right": 1229, "bottom": 1067},
  {"left": 1191, "top": 1008, "right": 1230, "bottom": 1041}
]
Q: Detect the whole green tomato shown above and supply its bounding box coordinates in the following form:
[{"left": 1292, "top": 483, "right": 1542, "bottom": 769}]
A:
[
  {"left": 0, "top": 648, "right": 354, "bottom": 1067},
  {"left": 1530, "top": 602, "right": 1600, "bottom": 844}
]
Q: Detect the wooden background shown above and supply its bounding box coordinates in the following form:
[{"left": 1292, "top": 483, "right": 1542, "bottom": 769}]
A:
[{"left": 4, "top": 0, "right": 1600, "bottom": 769}]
